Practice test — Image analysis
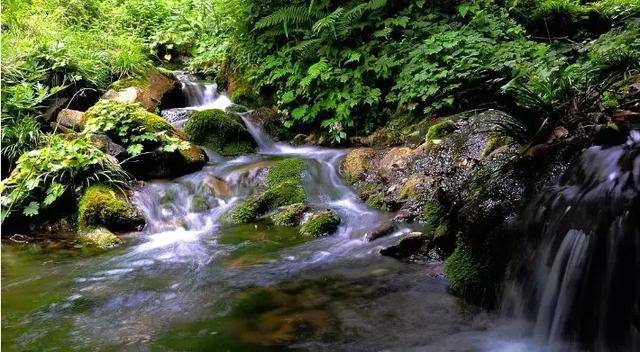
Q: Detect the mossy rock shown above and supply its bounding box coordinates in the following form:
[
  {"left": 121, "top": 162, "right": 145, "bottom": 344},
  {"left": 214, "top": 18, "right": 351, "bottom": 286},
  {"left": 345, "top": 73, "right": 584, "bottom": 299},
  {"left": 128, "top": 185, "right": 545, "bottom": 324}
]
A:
[
  {"left": 79, "top": 227, "right": 122, "bottom": 249},
  {"left": 271, "top": 203, "right": 308, "bottom": 226},
  {"left": 421, "top": 200, "right": 445, "bottom": 229},
  {"left": 425, "top": 119, "right": 457, "bottom": 143},
  {"left": 77, "top": 184, "right": 144, "bottom": 232},
  {"left": 228, "top": 158, "right": 306, "bottom": 224},
  {"left": 299, "top": 210, "right": 341, "bottom": 237},
  {"left": 443, "top": 236, "right": 501, "bottom": 306},
  {"left": 267, "top": 158, "right": 304, "bottom": 187},
  {"left": 341, "top": 148, "right": 375, "bottom": 183},
  {"left": 183, "top": 109, "right": 256, "bottom": 156},
  {"left": 228, "top": 197, "right": 263, "bottom": 224}
]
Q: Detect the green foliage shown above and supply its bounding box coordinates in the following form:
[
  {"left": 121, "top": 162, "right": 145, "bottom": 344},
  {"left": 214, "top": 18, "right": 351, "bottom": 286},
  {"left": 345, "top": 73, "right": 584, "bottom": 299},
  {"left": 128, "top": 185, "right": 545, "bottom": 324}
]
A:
[
  {"left": 77, "top": 183, "right": 142, "bottom": 231},
  {"left": 84, "top": 100, "right": 188, "bottom": 157},
  {"left": 299, "top": 210, "right": 341, "bottom": 237},
  {"left": 0, "top": 136, "right": 130, "bottom": 220},
  {"left": 183, "top": 109, "right": 256, "bottom": 156}
]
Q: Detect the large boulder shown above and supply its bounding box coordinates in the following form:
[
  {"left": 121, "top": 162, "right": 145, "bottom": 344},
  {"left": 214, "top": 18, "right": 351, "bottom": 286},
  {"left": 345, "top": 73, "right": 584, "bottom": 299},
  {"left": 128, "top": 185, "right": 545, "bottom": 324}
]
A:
[
  {"left": 77, "top": 184, "right": 145, "bottom": 232},
  {"left": 183, "top": 109, "right": 256, "bottom": 156},
  {"left": 341, "top": 148, "right": 375, "bottom": 183}
]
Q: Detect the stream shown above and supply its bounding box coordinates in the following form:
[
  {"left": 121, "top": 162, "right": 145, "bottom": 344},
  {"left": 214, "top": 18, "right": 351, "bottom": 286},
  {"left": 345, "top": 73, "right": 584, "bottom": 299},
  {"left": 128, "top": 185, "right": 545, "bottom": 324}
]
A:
[{"left": 2, "top": 75, "right": 637, "bottom": 352}]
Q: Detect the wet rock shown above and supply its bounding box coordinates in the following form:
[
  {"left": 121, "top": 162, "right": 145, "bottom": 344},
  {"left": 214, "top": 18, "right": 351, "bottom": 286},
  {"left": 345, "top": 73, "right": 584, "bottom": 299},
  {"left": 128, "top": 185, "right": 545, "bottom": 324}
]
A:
[
  {"left": 79, "top": 227, "right": 122, "bottom": 249},
  {"left": 299, "top": 210, "right": 341, "bottom": 237},
  {"left": 56, "top": 109, "right": 86, "bottom": 131},
  {"left": 248, "top": 106, "right": 289, "bottom": 141},
  {"left": 183, "top": 109, "right": 256, "bottom": 156},
  {"left": 379, "top": 147, "right": 413, "bottom": 178},
  {"left": 160, "top": 108, "right": 194, "bottom": 128},
  {"left": 89, "top": 134, "right": 126, "bottom": 158},
  {"left": 380, "top": 232, "right": 431, "bottom": 259},
  {"left": 77, "top": 184, "right": 145, "bottom": 232},
  {"left": 341, "top": 148, "right": 375, "bottom": 183},
  {"left": 365, "top": 222, "right": 395, "bottom": 241}
]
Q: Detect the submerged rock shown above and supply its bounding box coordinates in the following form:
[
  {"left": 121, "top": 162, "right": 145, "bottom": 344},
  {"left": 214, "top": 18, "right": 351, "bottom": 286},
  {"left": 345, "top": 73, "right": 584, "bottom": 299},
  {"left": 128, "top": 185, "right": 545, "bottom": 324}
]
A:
[
  {"left": 79, "top": 227, "right": 122, "bottom": 249},
  {"left": 77, "top": 184, "right": 144, "bottom": 232},
  {"left": 183, "top": 109, "right": 256, "bottom": 156}
]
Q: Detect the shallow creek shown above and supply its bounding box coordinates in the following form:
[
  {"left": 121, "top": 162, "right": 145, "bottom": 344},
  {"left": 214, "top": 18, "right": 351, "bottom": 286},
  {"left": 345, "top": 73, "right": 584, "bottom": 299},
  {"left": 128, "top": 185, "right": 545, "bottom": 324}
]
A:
[{"left": 4, "top": 75, "right": 626, "bottom": 352}]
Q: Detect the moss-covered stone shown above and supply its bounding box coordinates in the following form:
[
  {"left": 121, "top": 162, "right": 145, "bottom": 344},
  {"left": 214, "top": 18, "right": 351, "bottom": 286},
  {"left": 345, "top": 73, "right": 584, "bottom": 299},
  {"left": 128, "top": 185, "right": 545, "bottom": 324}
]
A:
[
  {"left": 106, "top": 68, "right": 178, "bottom": 112},
  {"left": 425, "top": 119, "right": 456, "bottom": 143},
  {"left": 77, "top": 184, "right": 144, "bottom": 232},
  {"left": 183, "top": 109, "right": 256, "bottom": 156},
  {"left": 341, "top": 148, "right": 375, "bottom": 183},
  {"left": 79, "top": 227, "right": 122, "bottom": 249},
  {"left": 271, "top": 203, "right": 308, "bottom": 226},
  {"left": 228, "top": 197, "right": 262, "bottom": 224},
  {"left": 366, "top": 193, "right": 389, "bottom": 211},
  {"left": 443, "top": 236, "right": 501, "bottom": 305},
  {"left": 299, "top": 210, "right": 341, "bottom": 237},
  {"left": 228, "top": 158, "right": 306, "bottom": 224},
  {"left": 267, "top": 158, "right": 304, "bottom": 186},
  {"left": 421, "top": 200, "right": 445, "bottom": 229},
  {"left": 482, "top": 133, "right": 512, "bottom": 156}
]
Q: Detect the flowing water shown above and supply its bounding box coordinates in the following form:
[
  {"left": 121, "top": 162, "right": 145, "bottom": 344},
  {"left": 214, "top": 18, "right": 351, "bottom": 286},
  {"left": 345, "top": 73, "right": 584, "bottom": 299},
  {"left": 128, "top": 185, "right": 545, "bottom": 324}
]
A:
[
  {"left": 3, "top": 76, "right": 638, "bottom": 352},
  {"left": 2, "top": 77, "right": 494, "bottom": 352}
]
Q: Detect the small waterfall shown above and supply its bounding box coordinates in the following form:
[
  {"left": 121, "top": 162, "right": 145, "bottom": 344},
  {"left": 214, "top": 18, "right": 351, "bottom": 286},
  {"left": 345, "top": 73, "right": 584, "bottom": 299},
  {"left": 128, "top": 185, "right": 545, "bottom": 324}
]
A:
[
  {"left": 175, "top": 72, "right": 232, "bottom": 110},
  {"left": 502, "top": 131, "right": 640, "bottom": 351},
  {"left": 161, "top": 72, "right": 232, "bottom": 128}
]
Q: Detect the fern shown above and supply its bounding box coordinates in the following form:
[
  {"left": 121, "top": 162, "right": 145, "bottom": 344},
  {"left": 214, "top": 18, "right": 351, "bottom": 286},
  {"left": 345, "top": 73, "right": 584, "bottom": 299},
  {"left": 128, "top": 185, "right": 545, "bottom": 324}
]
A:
[
  {"left": 254, "top": 5, "right": 316, "bottom": 37},
  {"left": 300, "top": 58, "right": 330, "bottom": 88},
  {"left": 312, "top": 7, "right": 344, "bottom": 34}
]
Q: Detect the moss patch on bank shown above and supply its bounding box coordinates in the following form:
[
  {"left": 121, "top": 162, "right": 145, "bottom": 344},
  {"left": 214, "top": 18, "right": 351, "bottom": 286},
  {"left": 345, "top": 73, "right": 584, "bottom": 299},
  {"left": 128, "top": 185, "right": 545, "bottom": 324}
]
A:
[{"left": 183, "top": 109, "right": 256, "bottom": 156}]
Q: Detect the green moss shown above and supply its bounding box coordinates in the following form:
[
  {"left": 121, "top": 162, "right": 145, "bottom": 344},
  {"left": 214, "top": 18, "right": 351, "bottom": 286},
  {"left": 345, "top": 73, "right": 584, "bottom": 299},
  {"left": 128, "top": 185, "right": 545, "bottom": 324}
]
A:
[
  {"left": 229, "top": 158, "right": 307, "bottom": 224},
  {"left": 421, "top": 200, "right": 444, "bottom": 228},
  {"left": 425, "top": 119, "right": 456, "bottom": 142},
  {"left": 79, "top": 227, "right": 122, "bottom": 249},
  {"left": 366, "top": 193, "right": 389, "bottom": 211},
  {"left": 434, "top": 224, "right": 448, "bottom": 238},
  {"left": 190, "top": 195, "right": 210, "bottom": 213},
  {"left": 271, "top": 203, "right": 308, "bottom": 226},
  {"left": 299, "top": 210, "right": 341, "bottom": 237},
  {"left": 601, "top": 91, "right": 619, "bottom": 109},
  {"left": 482, "top": 133, "right": 512, "bottom": 156},
  {"left": 77, "top": 184, "right": 143, "bottom": 231},
  {"left": 443, "top": 236, "right": 501, "bottom": 304},
  {"left": 142, "top": 111, "right": 172, "bottom": 133},
  {"left": 229, "top": 197, "right": 263, "bottom": 224},
  {"left": 183, "top": 109, "right": 256, "bottom": 156},
  {"left": 267, "top": 158, "right": 304, "bottom": 187}
]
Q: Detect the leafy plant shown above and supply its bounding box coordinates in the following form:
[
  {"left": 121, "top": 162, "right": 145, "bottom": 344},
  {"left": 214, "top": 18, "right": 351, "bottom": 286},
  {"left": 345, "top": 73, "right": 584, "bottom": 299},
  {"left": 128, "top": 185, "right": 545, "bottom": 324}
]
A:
[
  {"left": 83, "top": 100, "right": 190, "bottom": 157},
  {"left": 0, "top": 136, "right": 130, "bottom": 220}
]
